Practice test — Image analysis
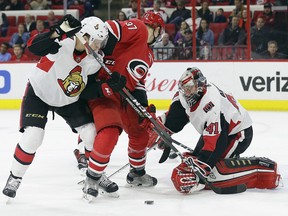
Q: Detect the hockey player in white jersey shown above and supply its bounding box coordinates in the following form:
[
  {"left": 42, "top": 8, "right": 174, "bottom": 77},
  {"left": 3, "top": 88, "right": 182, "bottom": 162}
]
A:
[
  {"left": 2, "top": 15, "right": 126, "bottom": 199},
  {"left": 148, "top": 67, "right": 280, "bottom": 193}
]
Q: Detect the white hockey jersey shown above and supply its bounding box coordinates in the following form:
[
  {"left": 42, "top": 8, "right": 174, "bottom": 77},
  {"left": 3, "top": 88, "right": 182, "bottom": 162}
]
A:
[
  {"left": 177, "top": 82, "right": 252, "bottom": 150},
  {"left": 29, "top": 37, "right": 101, "bottom": 107}
]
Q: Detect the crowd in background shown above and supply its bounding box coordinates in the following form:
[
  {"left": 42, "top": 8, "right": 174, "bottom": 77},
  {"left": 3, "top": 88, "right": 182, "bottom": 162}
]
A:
[{"left": 1, "top": 0, "right": 287, "bottom": 62}]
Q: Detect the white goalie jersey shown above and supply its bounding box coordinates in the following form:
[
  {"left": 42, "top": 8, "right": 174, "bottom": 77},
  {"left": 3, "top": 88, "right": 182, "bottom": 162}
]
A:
[
  {"left": 29, "top": 37, "right": 102, "bottom": 107},
  {"left": 177, "top": 82, "right": 252, "bottom": 137}
]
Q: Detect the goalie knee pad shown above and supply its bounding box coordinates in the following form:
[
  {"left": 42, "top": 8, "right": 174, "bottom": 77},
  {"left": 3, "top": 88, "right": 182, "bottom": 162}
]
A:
[{"left": 208, "top": 157, "right": 281, "bottom": 189}]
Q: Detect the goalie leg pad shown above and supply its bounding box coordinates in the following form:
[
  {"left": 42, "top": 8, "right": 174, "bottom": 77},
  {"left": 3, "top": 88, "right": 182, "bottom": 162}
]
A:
[{"left": 208, "top": 157, "right": 281, "bottom": 189}]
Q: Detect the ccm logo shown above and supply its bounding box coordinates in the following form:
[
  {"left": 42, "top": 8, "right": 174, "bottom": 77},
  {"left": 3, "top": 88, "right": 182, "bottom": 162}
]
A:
[{"left": 0, "top": 70, "right": 11, "bottom": 94}]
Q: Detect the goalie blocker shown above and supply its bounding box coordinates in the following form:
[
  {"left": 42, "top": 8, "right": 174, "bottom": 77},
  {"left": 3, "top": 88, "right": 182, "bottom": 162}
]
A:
[{"left": 172, "top": 156, "right": 281, "bottom": 194}]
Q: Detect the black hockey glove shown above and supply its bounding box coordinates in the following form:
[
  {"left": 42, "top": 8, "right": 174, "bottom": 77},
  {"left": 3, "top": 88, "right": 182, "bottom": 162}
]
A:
[
  {"left": 100, "top": 71, "right": 126, "bottom": 97},
  {"left": 50, "top": 14, "right": 81, "bottom": 38}
]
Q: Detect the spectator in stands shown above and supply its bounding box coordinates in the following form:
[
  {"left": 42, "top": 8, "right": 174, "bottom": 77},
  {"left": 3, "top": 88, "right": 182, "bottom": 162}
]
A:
[
  {"left": 0, "top": 42, "right": 11, "bottom": 62},
  {"left": 9, "top": 23, "right": 30, "bottom": 49},
  {"left": 125, "top": 0, "right": 138, "bottom": 19},
  {"left": 4, "top": 0, "right": 24, "bottom": 10},
  {"left": 185, "top": 8, "right": 201, "bottom": 32},
  {"left": 116, "top": 11, "right": 128, "bottom": 21},
  {"left": 0, "top": 0, "right": 7, "bottom": 10},
  {"left": 153, "top": 32, "right": 175, "bottom": 60},
  {"left": 168, "top": 0, "right": 191, "bottom": 29},
  {"left": 258, "top": 2, "right": 275, "bottom": 29},
  {"left": 214, "top": 8, "right": 227, "bottom": 23},
  {"left": 10, "top": 44, "right": 29, "bottom": 61},
  {"left": 251, "top": 16, "right": 271, "bottom": 58},
  {"left": 141, "top": 0, "right": 154, "bottom": 7},
  {"left": 230, "top": 0, "right": 245, "bottom": 20},
  {"left": 218, "top": 16, "right": 246, "bottom": 46},
  {"left": 46, "top": 10, "right": 59, "bottom": 27},
  {"left": 177, "top": 28, "right": 192, "bottom": 60},
  {"left": 198, "top": 0, "right": 213, "bottom": 24},
  {"left": 147, "top": 0, "right": 168, "bottom": 23},
  {"left": 23, "top": 14, "right": 36, "bottom": 32},
  {"left": 259, "top": 40, "right": 288, "bottom": 59},
  {"left": 173, "top": 20, "right": 189, "bottom": 46},
  {"left": 30, "top": 0, "right": 49, "bottom": 10},
  {"left": 68, "top": 0, "right": 94, "bottom": 19},
  {"left": 30, "top": 19, "right": 49, "bottom": 37},
  {"left": 239, "top": 8, "right": 254, "bottom": 30},
  {"left": 196, "top": 19, "right": 214, "bottom": 60},
  {"left": 0, "top": 11, "right": 9, "bottom": 37}
]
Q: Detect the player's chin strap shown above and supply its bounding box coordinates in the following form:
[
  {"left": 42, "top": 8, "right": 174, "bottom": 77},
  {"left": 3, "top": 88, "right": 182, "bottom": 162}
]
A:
[{"left": 75, "top": 33, "right": 246, "bottom": 194}]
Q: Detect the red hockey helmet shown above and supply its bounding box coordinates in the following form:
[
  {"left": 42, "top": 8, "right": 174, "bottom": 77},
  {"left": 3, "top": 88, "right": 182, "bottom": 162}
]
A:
[{"left": 141, "top": 11, "right": 165, "bottom": 34}]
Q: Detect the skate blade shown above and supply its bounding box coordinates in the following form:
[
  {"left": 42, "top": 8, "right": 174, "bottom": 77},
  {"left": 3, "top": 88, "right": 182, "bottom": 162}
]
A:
[
  {"left": 82, "top": 194, "right": 96, "bottom": 203},
  {"left": 98, "top": 189, "right": 119, "bottom": 198},
  {"left": 77, "top": 179, "right": 85, "bottom": 185}
]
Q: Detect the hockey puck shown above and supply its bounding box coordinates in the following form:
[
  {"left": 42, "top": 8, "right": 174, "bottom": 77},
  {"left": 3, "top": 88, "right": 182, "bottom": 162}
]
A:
[{"left": 144, "top": 200, "right": 154, "bottom": 205}]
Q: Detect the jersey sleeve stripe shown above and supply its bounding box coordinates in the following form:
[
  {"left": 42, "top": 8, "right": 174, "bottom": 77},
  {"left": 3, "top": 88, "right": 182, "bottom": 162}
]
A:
[{"left": 105, "top": 20, "right": 121, "bottom": 41}]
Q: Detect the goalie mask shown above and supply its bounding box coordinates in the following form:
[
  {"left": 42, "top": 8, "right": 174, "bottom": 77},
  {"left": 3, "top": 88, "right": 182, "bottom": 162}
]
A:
[
  {"left": 178, "top": 67, "right": 207, "bottom": 107},
  {"left": 79, "top": 16, "right": 109, "bottom": 49}
]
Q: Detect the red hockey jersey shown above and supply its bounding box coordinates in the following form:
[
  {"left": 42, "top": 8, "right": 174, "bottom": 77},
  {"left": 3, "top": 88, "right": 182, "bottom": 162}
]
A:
[{"left": 101, "top": 19, "right": 154, "bottom": 92}]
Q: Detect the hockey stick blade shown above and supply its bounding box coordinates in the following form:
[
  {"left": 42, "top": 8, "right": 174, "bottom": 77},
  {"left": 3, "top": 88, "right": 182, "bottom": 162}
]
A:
[
  {"left": 159, "top": 146, "right": 171, "bottom": 163},
  {"left": 209, "top": 183, "right": 247, "bottom": 194}
]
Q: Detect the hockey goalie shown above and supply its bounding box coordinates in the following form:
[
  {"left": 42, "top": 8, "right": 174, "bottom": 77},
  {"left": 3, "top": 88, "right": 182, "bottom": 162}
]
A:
[{"left": 147, "top": 67, "right": 281, "bottom": 194}]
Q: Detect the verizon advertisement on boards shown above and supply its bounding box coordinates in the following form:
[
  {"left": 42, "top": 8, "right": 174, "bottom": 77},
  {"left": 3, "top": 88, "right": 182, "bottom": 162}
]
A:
[{"left": 0, "top": 62, "right": 287, "bottom": 108}]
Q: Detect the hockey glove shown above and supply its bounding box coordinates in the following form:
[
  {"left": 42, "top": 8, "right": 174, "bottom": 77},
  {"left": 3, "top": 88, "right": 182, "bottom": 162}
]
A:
[
  {"left": 171, "top": 161, "right": 205, "bottom": 194},
  {"left": 50, "top": 14, "right": 81, "bottom": 39},
  {"left": 100, "top": 71, "right": 126, "bottom": 97},
  {"left": 182, "top": 153, "right": 212, "bottom": 179},
  {"left": 139, "top": 104, "right": 157, "bottom": 131}
]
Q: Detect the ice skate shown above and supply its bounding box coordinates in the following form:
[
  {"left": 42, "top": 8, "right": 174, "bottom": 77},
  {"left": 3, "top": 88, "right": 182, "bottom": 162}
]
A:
[
  {"left": 97, "top": 174, "right": 119, "bottom": 198},
  {"left": 82, "top": 173, "right": 119, "bottom": 202},
  {"left": 73, "top": 149, "right": 88, "bottom": 176},
  {"left": 2, "top": 172, "right": 22, "bottom": 198},
  {"left": 82, "top": 176, "right": 99, "bottom": 203},
  {"left": 126, "top": 168, "right": 157, "bottom": 187}
]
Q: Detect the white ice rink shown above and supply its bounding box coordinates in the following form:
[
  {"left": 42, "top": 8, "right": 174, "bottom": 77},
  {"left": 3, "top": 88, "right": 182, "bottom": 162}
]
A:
[{"left": 0, "top": 110, "right": 287, "bottom": 216}]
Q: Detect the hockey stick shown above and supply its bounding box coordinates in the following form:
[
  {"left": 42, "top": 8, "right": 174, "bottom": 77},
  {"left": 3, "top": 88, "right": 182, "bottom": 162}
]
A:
[
  {"left": 75, "top": 33, "right": 191, "bottom": 161},
  {"left": 75, "top": 34, "right": 246, "bottom": 194}
]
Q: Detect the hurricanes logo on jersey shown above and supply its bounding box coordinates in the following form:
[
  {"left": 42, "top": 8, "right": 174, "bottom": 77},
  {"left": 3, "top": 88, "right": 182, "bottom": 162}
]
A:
[
  {"left": 127, "top": 59, "right": 149, "bottom": 80},
  {"left": 57, "top": 65, "right": 85, "bottom": 97}
]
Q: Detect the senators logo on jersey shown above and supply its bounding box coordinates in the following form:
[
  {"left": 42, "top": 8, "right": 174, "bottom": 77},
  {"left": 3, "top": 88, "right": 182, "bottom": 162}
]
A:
[{"left": 57, "top": 66, "right": 85, "bottom": 97}]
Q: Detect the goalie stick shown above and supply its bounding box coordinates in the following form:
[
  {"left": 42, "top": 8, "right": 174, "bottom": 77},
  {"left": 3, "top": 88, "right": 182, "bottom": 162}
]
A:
[{"left": 75, "top": 33, "right": 247, "bottom": 194}]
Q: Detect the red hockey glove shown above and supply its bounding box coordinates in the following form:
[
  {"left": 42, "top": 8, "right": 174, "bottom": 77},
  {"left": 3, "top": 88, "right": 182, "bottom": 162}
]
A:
[
  {"left": 182, "top": 153, "right": 212, "bottom": 179},
  {"left": 139, "top": 104, "right": 157, "bottom": 131},
  {"left": 100, "top": 71, "right": 126, "bottom": 97},
  {"left": 171, "top": 161, "right": 205, "bottom": 194}
]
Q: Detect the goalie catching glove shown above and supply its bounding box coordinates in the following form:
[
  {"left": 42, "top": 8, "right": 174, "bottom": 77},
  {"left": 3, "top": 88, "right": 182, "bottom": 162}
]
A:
[
  {"left": 50, "top": 14, "right": 82, "bottom": 39},
  {"left": 99, "top": 71, "right": 127, "bottom": 97},
  {"left": 171, "top": 152, "right": 211, "bottom": 194}
]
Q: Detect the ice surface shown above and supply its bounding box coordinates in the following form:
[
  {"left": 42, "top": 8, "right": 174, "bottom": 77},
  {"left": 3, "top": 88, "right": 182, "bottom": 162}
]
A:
[{"left": 0, "top": 110, "right": 287, "bottom": 216}]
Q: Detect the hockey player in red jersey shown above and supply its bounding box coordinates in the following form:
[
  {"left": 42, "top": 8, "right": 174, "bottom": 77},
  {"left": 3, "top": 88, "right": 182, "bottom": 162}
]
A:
[
  {"left": 2, "top": 15, "right": 126, "bottom": 199},
  {"left": 81, "top": 11, "right": 165, "bottom": 201},
  {"left": 148, "top": 67, "right": 281, "bottom": 194}
]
